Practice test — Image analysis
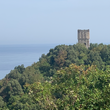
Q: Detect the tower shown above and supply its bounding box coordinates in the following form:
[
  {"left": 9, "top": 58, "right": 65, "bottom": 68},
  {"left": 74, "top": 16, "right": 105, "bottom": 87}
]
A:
[{"left": 78, "top": 29, "right": 90, "bottom": 48}]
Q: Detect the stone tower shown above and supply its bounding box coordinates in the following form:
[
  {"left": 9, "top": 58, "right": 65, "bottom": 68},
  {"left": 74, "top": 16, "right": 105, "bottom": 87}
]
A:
[{"left": 78, "top": 29, "right": 90, "bottom": 48}]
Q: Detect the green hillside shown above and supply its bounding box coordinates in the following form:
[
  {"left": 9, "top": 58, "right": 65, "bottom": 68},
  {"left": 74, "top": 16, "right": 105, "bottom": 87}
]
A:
[{"left": 0, "top": 43, "right": 110, "bottom": 109}]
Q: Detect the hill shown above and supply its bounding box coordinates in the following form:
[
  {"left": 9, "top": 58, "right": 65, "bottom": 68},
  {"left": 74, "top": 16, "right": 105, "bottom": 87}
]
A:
[{"left": 0, "top": 43, "right": 110, "bottom": 109}]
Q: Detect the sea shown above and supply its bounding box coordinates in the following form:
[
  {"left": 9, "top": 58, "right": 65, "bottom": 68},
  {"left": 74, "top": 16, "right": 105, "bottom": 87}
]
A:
[{"left": 0, "top": 44, "right": 57, "bottom": 80}]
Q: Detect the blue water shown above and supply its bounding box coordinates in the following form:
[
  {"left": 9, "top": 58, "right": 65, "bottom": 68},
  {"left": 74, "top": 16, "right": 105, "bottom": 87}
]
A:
[{"left": 0, "top": 44, "right": 56, "bottom": 80}]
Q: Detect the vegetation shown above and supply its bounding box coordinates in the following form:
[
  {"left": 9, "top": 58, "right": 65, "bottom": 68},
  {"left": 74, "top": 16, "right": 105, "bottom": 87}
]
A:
[{"left": 0, "top": 43, "right": 110, "bottom": 109}]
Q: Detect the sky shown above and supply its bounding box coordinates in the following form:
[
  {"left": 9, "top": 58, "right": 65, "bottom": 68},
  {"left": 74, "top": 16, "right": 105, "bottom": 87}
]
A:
[{"left": 0, "top": 0, "right": 110, "bottom": 45}]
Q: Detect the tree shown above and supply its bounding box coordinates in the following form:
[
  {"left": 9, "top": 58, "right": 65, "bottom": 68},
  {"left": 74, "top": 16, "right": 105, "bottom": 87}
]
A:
[
  {"left": 14, "top": 64, "right": 25, "bottom": 74},
  {"left": 54, "top": 50, "right": 67, "bottom": 68},
  {"left": 28, "top": 64, "right": 110, "bottom": 109},
  {"left": 0, "top": 96, "right": 7, "bottom": 110},
  {"left": 87, "top": 51, "right": 104, "bottom": 69}
]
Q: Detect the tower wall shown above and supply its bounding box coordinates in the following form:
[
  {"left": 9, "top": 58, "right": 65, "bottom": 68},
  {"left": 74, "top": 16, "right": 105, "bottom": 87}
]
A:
[{"left": 78, "top": 29, "right": 90, "bottom": 48}]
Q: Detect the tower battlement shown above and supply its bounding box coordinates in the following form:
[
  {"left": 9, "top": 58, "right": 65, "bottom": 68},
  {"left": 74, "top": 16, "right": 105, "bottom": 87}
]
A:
[{"left": 78, "top": 29, "right": 90, "bottom": 48}]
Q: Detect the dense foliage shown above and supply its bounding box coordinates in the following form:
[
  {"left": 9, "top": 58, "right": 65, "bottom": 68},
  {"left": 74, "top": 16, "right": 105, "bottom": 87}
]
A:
[
  {"left": 0, "top": 43, "right": 110, "bottom": 109},
  {"left": 29, "top": 64, "right": 110, "bottom": 109}
]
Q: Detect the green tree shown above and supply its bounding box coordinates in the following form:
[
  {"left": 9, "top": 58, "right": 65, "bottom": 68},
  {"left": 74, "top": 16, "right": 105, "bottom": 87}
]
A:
[
  {"left": 28, "top": 64, "right": 110, "bottom": 109},
  {"left": 87, "top": 51, "right": 104, "bottom": 69},
  {"left": 14, "top": 64, "right": 25, "bottom": 74},
  {"left": 0, "top": 96, "right": 7, "bottom": 110}
]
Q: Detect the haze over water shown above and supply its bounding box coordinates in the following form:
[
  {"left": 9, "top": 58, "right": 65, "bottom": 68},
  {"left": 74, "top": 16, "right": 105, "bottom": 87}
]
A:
[{"left": 0, "top": 44, "right": 56, "bottom": 79}]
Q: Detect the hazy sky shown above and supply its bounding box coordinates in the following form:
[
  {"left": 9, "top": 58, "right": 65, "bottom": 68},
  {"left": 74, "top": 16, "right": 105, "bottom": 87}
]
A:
[{"left": 0, "top": 0, "right": 110, "bottom": 45}]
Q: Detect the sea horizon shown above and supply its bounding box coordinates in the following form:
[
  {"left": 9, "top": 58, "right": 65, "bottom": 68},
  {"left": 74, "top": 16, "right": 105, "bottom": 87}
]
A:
[{"left": 0, "top": 44, "right": 58, "bottom": 80}]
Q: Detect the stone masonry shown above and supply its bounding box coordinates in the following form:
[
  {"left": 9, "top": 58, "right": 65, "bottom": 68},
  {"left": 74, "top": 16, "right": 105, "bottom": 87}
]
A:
[{"left": 78, "top": 29, "right": 90, "bottom": 48}]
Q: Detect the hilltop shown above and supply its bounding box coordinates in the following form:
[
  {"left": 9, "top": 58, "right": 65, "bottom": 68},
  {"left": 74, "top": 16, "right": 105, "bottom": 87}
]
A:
[{"left": 0, "top": 43, "right": 110, "bottom": 109}]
